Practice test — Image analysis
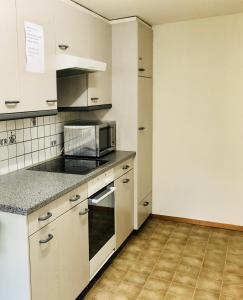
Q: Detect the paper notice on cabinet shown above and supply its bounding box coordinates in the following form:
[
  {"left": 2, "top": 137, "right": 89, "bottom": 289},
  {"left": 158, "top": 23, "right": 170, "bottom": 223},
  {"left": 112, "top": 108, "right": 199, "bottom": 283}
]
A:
[{"left": 24, "top": 21, "right": 44, "bottom": 73}]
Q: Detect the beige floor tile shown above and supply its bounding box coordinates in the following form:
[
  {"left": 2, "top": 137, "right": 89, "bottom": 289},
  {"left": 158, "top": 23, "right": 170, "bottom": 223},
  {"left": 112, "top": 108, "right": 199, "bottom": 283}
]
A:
[
  {"left": 200, "top": 268, "right": 223, "bottom": 281},
  {"left": 219, "top": 294, "right": 238, "bottom": 300},
  {"left": 181, "top": 255, "right": 203, "bottom": 268},
  {"left": 223, "top": 272, "right": 243, "bottom": 285},
  {"left": 92, "top": 290, "right": 114, "bottom": 300},
  {"left": 157, "top": 257, "right": 178, "bottom": 271},
  {"left": 177, "top": 263, "right": 200, "bottom": 277},
  {"left": 95, "top": 277, "right": 119, "bottom": 292},
  {"left": 144, "top": 277, "right": 170, "bottom": 292},
  {"left": 116, "top": 281, "right": 142, "bottom": 298},
  {"left": 183, "top": 246, "right": 205, "bottom": 259},
  {"left": 103, "top": 266, "right": 127, "bottom": 281},
  {"left": 222, "top": 284, "right": 243, "bottom": 298},
  {"left": 111, "top": 258, "right": 133, "bottom": 272},
  {"left": 138, "top": 288, "right": 166, "bottom": 300},
  {"left": 130, "top": 261, "right": 154, "bottom": 275},
  {"left": 194, "top": 289, "right": 220, "bottom": 300},
  {"left": 112, "top": 292, "right": 134, "bottom": 300},
  {"left": 164, "top": 292, "right": 188, "bottom": 299},
  {"left": 167, "top": 283, "right": 195, "bottom": 298},
  {"left": 196, "top": 275, "right": 221, "bottom": 293},
  {"left": 161, "top": 250, "right": 182, "bottom": 261},
  {"left": 123, "top": 270, "right": 148, "bottom": 286},
  {"left": 173, "top": 271, "right": 197, "bottom": 287},
  {"left": 151, "top": 268, "right": 175, "bottom": 281}
]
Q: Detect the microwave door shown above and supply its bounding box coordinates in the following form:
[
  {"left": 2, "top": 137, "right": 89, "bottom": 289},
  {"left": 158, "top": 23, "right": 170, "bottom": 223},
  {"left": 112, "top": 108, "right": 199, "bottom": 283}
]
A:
[{"left": 98, "top": 125, "right": 116, "bottom": 157}]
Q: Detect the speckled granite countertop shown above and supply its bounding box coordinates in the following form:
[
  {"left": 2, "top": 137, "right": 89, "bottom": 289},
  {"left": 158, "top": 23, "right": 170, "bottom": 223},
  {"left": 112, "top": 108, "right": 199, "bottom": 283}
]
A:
[{"left": 0, "top": 151, "right": 135, "bottom": 216}]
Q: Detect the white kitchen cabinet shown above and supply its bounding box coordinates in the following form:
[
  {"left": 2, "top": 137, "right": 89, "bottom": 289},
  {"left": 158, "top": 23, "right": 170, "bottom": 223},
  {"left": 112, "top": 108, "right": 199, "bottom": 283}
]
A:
[
  {"left": 138, "top": 22, "right": 153, "bottom": 78},
  {"left": 115, "top": 169, "right": 134, "bottom": 249},
  {"left": 29, "top": 222, "right": 60, "bottom": 300},
  {"left": 29, "top": 200, "right": 89, "bottom": 300},
  {"left": 57, "top": 201, "right": 89, "bottom": 300},
  {"left": 16, "top": 0, "right": 57, "bottom": 114},
  {"left": 55, "top": 0, "right": 112, "bottom": 109},
  {"left": 111, "top": 18, "right": 153, "bottom": 229},
  {"left": 0, "top": 0, "right": 20, "bottom": 115}
]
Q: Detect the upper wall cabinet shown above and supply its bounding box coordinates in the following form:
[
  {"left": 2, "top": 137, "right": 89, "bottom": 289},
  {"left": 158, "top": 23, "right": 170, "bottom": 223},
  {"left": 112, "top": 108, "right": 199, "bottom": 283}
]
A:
[
  {"left": 55, "top": 0, "right": 112, "bottom": 109},
  {"left": 16, "top": 0, "right": 57, "bottom": 113},
  {"left": 138, "top": 22, "right": 153, "bottom": 78},
  {"left": 0, "top": 0, "right": 20, "bottom": 115}
]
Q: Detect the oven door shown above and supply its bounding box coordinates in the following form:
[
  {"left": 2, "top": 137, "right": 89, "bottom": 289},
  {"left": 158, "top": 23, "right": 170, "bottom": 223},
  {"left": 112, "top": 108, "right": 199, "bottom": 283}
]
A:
[
  {"left": 96, "top": 123, "right": 116, "bottom": 157},
  {"left": 88, "top": 183, "right": 116, "bottom": 269}
]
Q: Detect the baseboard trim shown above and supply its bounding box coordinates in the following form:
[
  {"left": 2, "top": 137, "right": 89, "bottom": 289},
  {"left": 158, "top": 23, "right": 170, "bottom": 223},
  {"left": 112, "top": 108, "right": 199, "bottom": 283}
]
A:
[{"left": 152, "top": 214, "right": 243, "bottom": 232}]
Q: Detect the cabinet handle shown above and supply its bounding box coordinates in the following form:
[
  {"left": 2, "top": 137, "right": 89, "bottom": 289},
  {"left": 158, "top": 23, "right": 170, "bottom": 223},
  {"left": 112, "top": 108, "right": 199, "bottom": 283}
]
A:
[
  {"left": 46, "top": 100, "right": 57, "bottom": 104},
  {"left": 122, "top": 165, "right": 130, "bottom": 170},
  {"left": 39, "top": 234, "right": 53, "bottom": 244},
  {"left": 38, "top": 212, "right": 52, "bottom": 222},
  {"left": 143, "top": 202, "right": 149, "bottom": 207},
  {"left": 138, "top": 127, "right": 145, "bottom": 131},
  {"left": 58, "top": 44, "right": 69, "bottom": 50},
  {"left": 139, "top": 68, "right": 145, "bottom": 72},
  {"left": 123, "top": 179, "right": 130, "bottom": 184},
  {"left": 5, "top": 101, "right": 20, "bottom": 105},
  {"left": 70, "top": 194, "right": 81, "bottom": 202},
  {"left": 79, "top": 208, "right": 89, "bottom": 216},
  {"left": 91, "top": 97, "right": 99, "bottom": 101}
]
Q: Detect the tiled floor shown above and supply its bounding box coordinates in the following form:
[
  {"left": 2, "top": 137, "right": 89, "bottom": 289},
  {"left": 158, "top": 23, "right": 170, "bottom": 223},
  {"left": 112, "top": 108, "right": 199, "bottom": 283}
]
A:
[{"left": 84, "top": 217, "right": 243, "bottom": 299}]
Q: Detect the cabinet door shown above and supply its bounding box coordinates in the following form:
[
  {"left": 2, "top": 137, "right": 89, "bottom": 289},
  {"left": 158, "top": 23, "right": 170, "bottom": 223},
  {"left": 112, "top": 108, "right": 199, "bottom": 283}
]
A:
[
  {"left": 55, "top": 0, "right": 90, "bottom": 58},
  {"left": 88, "top": 72, "right": 112, "bottom": 106},
  {"left": 57, "top": 200, "right": 89, "bottom": 300},
  {"left": 16, "top": 0, "right": 57, "bottom": 113},
  {"left": 138, "top": 22, "right": 153, "bottom": 78},
  {"left": 0, "top": 0, "right": 20, "bottom": 114},
  {"left": 115, "top": 170, "right": 134, "bottom": 249},
  {"left": 137, "top": 77, "right": 153, "bottom": 203},
  {"left": 29, "top": 223, "right": 60, "bottom": 300}
]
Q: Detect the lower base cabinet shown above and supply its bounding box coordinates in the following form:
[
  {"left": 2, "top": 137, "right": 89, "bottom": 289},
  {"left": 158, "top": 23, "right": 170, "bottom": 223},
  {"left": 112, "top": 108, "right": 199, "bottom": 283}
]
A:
[
  {"left": 29, "top": 200, "right": 89, "bottom": 300},
  {"left": 115, "top": 170, "right": 134, "bottom": 249}
]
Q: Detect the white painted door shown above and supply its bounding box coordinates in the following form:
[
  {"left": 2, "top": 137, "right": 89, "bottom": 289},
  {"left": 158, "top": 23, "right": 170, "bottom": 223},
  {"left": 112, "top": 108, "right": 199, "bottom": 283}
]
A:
[
  {"left": 0, "top": 0, "right": 20, "bottom": 114},
  {"left": 16, "top": 0, "right": 57, "bottom": 113},
  {"left": 29, "top": 223, "right": 60, "bottom": 300},
  {"left": 115, "top": 170, "right": 134, "bottom": 249},
  {"left": 138, "top": 22, "right": 153, "bottom": 78},
  {"left": 56, "top": 200, "right": 89, "bottom": 300},
  {"left": 137, "top": 77, "right": 153, "bottom": 203}
]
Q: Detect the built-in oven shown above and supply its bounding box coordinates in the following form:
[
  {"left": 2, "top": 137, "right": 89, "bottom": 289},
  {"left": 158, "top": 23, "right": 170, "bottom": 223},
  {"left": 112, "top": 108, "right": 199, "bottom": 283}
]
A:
[
  {"left": 88, "top": 182, "right": 116, "bottom": 279},
  {"left": 64, "top": 121, "right": 116, "bottom": 158}
]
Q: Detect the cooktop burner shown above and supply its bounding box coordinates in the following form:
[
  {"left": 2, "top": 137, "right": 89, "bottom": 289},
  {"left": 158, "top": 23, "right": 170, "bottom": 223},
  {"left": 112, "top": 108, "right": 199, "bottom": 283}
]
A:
[{"left": 28, "top": 156, "right": 109, "bottom": 175}]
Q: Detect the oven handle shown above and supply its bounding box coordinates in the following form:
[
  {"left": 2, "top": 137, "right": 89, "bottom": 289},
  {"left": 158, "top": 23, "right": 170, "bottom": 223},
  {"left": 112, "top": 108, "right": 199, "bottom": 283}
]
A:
[{"left": 89, "top": 187, "right": 116, "bottom": 204}]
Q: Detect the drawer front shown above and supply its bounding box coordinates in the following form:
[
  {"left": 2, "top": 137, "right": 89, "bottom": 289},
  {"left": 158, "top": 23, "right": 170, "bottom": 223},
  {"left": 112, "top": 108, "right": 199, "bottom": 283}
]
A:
[
  {"left": 114, "top": 159, "right": 134, "bottom": 180},
  {"left": 88, "top": 169, "right": 114, "bottom": 196},
  {"left": 137, "top": 193, "right": 152, "bottom": 229},
  {"left": 28, "top": 183, "right": 87, "bottom": 236}
]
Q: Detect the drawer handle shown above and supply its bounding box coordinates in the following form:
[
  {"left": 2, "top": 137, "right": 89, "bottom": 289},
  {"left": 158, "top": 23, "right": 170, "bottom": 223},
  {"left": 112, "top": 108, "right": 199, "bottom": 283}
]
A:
[
  {"left": 38, "top": 212, "right": 52, "bottom": 222},
  {"left": 123, "top": 179, "right": 130, "bottom": 184},
  {"left": 59, "top": 44, "right": 69, "bottom": 50},
  {"left": 138, "top": 127, "right": 145, "bottom": 131},
  {"left": 91, "top": 97, "right": 99, "bottom": 101},
  {"left": 139, "top": 68, "right": 145, "bottom": 72},
  {"left": 79, "top": 208, "right": 89, "bottom": 216},
  {"left": 39, "top": 234, "right": 53, "bottom": 244},
  {"left": 143, "top": 202, "right": 149, "bottom": 207},
  {"left": 46, "top": 100, "right": 57, "bottom": 104},
  {"left": 122, "top": 165, "right": 130, "bottom": 170},
  {"left": 70, "top": 194, "right": 81, "bottom": 202},
  {"left": 5, "top": 101, "right": 20, "bottom": 105}
]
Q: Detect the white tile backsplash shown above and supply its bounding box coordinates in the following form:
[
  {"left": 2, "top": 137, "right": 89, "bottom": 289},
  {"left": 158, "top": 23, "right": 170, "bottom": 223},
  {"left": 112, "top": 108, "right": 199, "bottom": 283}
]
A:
[{"left": 0, "top": 112, "right": 81, "bottom": 175}]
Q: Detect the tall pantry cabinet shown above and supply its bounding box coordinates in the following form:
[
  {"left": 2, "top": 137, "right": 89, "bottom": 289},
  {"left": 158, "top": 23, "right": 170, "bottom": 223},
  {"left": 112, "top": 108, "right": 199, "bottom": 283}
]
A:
[{"left": 111, "top": 18, "right": 153, "bottom": 229}]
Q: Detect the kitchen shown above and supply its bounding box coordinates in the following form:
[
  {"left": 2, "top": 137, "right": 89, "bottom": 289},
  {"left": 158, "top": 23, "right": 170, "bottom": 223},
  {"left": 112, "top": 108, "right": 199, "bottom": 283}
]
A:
[{"left": 0, "top": 0, "right": 243, "bottom": 299}]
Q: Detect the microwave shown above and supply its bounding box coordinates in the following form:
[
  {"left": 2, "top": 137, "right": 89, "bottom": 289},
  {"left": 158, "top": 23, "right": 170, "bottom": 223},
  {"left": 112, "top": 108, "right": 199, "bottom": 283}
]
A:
[{"left": 64, "top": 121, "right": 116, "bottom": 157}]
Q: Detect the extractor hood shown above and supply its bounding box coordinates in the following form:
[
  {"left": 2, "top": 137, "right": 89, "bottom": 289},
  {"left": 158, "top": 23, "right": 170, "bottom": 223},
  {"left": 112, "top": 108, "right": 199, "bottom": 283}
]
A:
[{"left": 56, "top": 54, "right": 107, "bottom": 77}]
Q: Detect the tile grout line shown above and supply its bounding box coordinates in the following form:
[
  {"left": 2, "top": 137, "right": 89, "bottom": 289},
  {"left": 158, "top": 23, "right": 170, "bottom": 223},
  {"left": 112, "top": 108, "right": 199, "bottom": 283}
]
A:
[
  {"left": 191, "top": 228, "right": 213, "bottom": 299},
  {"left": 219, "top": 236, "right": 230, "bottom": 299},
  {"left": 163, "top": 223, "right": 195, "bottom": 299}
]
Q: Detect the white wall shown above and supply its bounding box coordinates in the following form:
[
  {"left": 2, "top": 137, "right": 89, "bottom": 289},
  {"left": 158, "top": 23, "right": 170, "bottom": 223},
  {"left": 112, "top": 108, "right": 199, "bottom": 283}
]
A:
[{"left": 153, "top": 13, "right": 243, "bottom": 225}]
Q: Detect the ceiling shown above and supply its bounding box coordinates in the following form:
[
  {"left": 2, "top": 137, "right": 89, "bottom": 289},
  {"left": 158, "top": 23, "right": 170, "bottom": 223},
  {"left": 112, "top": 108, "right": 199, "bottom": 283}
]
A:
[{"left": 73, "top": 0, "right": 243, "bottom": 25}]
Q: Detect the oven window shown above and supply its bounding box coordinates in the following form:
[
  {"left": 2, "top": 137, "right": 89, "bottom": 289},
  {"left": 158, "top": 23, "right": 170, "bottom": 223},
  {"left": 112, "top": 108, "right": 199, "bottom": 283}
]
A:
[
  {"left": 88, "top": 184, "right": 115, "bottom": 260},
  {"left": 99, "top": 127, "right": 110, "bottom": 152}
]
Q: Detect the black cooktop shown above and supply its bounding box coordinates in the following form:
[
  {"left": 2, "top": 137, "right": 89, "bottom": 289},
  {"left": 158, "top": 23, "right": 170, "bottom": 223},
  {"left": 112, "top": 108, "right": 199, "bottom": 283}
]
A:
[{"left": 28, "top": 156, "right": 109, "bottom": 175}]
